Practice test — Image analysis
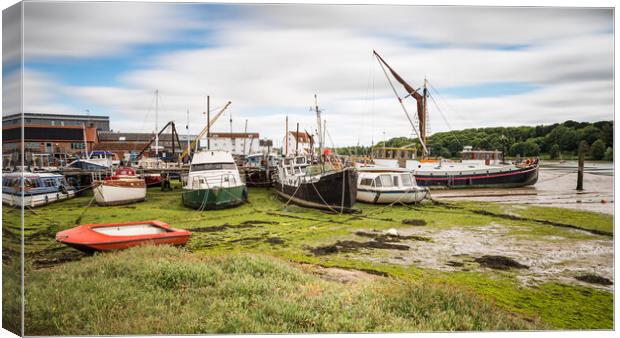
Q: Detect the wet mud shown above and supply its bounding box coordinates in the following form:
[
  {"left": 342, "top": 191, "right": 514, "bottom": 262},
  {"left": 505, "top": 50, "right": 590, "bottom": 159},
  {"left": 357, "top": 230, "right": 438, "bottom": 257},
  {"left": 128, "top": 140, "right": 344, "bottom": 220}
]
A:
[
  {"left": 474, "top": 255, "right": 529, "bottom": 270},
  {"left": 311, "top": 240, "right": 409, "bottom": 256},
  {"left": 402, "top": 219, "right": 427, "bottom": 226},
  {"left": 575, "top": 274, "right": 613, "bottom": 286},
  {"left": 354, "top": 231, "right": 430, "bottom": 242},
  {"left": 191, "top": 223, "right": 256, "bottom": 233}
]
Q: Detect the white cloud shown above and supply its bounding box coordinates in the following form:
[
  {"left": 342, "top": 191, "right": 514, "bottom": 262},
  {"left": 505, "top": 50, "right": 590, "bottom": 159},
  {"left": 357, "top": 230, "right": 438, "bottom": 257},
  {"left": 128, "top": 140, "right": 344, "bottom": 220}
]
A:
[
  {"left": 13, "top": 3, "right": 614, "bottom": 146},
  {"left": 22, "top": 2, "right": 203, "bottom": 59}
]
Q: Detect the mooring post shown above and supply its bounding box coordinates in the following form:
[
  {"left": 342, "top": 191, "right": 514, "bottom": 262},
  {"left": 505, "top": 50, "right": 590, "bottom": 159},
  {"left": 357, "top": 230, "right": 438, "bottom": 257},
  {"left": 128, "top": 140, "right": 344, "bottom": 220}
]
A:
[{"left": 576, "top": 140, "right": 587, "bottom": 191}]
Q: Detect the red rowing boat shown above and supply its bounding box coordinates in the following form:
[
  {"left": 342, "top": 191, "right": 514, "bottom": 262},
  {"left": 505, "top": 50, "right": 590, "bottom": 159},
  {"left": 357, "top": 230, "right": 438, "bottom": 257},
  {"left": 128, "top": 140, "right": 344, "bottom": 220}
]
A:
[{"left": 55, "top": 220, "right": 191, "bottom": 253}]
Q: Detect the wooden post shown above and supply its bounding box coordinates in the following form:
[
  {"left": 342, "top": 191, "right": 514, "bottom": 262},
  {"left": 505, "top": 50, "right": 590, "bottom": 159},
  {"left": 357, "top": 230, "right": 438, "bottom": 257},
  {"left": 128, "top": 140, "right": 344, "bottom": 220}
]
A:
[{"left": 576, "top": 140, "right": 587, "bottom": 191}]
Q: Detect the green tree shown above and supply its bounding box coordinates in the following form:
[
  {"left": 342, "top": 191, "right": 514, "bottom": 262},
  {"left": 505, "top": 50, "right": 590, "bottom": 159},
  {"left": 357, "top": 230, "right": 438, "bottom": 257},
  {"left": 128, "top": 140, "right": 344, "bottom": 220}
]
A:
[
  {"left": 549, "top": 144, "right": 561, "bottom": 160},
  {"left": 578, "top": 125, "right": 602, "bottom": 145},
  {"left": 509, "top": 141, "right": 540, "bottom": 157},
  {"left": 604, "top": 147, "right": 613, "bottom": 161},
  {"left": 589, "top": 139, "right": 606, "bottom": 160}
]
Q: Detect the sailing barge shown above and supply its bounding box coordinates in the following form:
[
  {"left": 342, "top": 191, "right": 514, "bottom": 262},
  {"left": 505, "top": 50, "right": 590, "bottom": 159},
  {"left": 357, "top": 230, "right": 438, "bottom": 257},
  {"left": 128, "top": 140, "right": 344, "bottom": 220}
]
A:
[{"left": 373, "top": 50, "right": 539, "bottom": 189}]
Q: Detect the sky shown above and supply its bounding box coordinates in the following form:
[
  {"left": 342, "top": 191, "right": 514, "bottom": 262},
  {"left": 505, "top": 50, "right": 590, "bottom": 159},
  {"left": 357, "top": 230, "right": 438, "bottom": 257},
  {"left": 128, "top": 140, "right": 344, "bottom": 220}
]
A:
[{"left": 1, "top": 1, "right": 614, "bottom": 148}]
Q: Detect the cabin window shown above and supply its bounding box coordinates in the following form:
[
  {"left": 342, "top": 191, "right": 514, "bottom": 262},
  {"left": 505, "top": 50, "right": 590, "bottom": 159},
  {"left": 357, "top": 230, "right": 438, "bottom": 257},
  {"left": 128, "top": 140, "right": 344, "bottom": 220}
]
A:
[
  {"left": 295, "top": 157, "right": 305, "bottom": 164},
  {"left": 392, "top": 176, "right": 399, "bottom": 187},
  {"left": 24, "top": 178, "right": 41, "bottom": 188},
  {"left": 360, "top": 178, "right": 373, "bottom": 186},
  {"left": 401, "top": 174, "right": 413, "bottom": 187},
  {"left": 191, "top": 163, "right": 236, "bottom": 171},
  {"left": 374, "top": 177, "right": 382, "bottom": 187},
  {"left": 42, "top": 178, "right": 56, "bottom": 187},
  {"left": 380, "top": 175, "right": 393, "bottom": 187}
]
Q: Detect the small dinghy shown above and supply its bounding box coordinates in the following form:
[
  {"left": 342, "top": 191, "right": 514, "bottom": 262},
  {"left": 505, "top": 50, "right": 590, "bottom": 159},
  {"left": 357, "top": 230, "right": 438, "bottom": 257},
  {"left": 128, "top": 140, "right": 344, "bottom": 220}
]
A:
[
  {"left": 93, "top": 167, "right": 146, "bottom": 206},
  {"left": 55, "top": 220, "right": 191, "bottom": 253}
]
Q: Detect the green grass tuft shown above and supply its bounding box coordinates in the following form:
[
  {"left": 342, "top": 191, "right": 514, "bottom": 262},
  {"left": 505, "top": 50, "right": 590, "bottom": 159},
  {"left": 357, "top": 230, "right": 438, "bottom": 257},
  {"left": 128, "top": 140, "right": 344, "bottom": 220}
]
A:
[{"left": 23, "top": 245, "right": 535, "bottom": 335}]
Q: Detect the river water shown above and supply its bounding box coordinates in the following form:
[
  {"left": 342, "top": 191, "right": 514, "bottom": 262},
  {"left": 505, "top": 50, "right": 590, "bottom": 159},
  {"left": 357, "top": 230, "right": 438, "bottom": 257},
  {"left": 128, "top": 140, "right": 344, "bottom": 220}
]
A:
[{"left": 431, "top": 161, "right": 614, "bottom": 215}]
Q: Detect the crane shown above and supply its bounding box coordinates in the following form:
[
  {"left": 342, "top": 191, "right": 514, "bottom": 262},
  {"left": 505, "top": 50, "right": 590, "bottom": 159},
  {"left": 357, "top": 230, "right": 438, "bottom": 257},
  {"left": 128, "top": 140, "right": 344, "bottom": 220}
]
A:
[
  {"left": 136, "top": 121, "right": 182, "bottom": 161},
  {"left": 180, "top": 101, "right": 232, "bottom": 162}
]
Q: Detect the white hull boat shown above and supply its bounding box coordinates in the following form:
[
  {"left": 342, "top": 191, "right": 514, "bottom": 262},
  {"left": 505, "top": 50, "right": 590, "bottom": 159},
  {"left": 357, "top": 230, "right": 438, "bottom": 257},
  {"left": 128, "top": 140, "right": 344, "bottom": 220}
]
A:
[
  {"left": 2, "top": 172, "right": 76, "bottom": 207},
  {"left": 356, "top": 167, "right": 428, "bottom": 204},
  {"left": 93, "top": 168, "right": 146, "bottom": 206},
  {"left": 3, "top": 190, "right": 76, "bottom": 208}
]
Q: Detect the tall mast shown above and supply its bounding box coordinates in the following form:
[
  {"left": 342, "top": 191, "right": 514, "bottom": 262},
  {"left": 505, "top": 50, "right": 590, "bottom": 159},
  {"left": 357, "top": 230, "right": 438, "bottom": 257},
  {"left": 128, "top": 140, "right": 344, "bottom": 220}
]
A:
[
  {"left": 373, "top": 50, "right": 428, "bottom": 156},
  {"left": 295, "top": 122, "right": 300, "bottom": 156},
  {"left": 314, "top": 94, "right": 322, "bottom": 162},
  {"left": 82, "top": 123, "right": 88, "bottom": 159},
  {"left": 423, "top": 78, "right": 428, "bottom": 147},
  {"left": 186, "top": 108, "right": 190, "bottom": 152},
  {"left": 206, "top": 95, "right": 210, "bottom": 150},
  {"left": 285, "top": 116, "right": 289, "bottom": 156},
  {"left": 229, "top": 110, "right": 234, "bottom": 152},
  {"left": 243, "top": 119, "right": 248, "bottom": 155},
  {"left": 155, "top": 89, "right": 159, "bottom": 158}
]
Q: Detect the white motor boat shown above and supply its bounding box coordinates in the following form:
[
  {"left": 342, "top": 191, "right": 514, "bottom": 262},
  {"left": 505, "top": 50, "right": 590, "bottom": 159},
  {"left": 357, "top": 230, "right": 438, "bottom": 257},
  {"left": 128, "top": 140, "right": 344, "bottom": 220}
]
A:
[
  {"left": 356, "top": 167, "right": 428, "bottom": 204},
  {"left": 2, "top": 172, "right": 76, "bottom": 207}
]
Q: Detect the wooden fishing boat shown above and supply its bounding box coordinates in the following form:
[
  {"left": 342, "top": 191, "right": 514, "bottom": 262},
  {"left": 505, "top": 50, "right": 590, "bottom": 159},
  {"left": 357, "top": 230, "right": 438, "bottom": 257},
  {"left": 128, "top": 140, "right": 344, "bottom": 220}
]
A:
[
  {"left": 275, "top": 155, "right": 358, "bottom": 213},
  {"left": 2, "top": 172, "right": 76, "bottom": 207},
  {"left": 372, "top": 50, "right": 539, "bottom": 189},
  {"left": 93, "top": 167, "right": 146, "bottom": 206},
  {"left": 55, "top": 220, "right": 191, "bottom": 253},
  {"left": 182, "top": 150, "right": 248, "bottom": 210},
  {"left": 356, "top": 167, "right": 428, "bottom": 204}
]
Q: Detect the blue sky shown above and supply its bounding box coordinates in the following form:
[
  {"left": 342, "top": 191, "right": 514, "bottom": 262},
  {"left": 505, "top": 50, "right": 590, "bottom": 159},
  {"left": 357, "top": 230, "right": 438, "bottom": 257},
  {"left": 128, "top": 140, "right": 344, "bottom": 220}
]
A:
[{"left": 2, "top": 2, "right": 614, "bottom": 146}]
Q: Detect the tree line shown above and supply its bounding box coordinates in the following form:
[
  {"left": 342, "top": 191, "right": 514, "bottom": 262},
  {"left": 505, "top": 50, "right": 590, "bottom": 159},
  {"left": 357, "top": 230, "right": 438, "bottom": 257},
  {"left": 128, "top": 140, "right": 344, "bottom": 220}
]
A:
[{"left": 336, "top": 120, "right": 613, "bottom": 161}]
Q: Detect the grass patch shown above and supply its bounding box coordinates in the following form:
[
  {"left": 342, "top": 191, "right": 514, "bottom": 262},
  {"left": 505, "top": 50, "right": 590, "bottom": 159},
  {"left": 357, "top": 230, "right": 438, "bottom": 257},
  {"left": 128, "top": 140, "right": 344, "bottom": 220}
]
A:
[
  {"left": 7, "top": 186, "right": 613, "bottom": 332},
  {"left": 459, "top": 202, "right": 613, "bottom": 236},
  {"left": 24, "top": 245, "right": 535, "bottom": 335}
]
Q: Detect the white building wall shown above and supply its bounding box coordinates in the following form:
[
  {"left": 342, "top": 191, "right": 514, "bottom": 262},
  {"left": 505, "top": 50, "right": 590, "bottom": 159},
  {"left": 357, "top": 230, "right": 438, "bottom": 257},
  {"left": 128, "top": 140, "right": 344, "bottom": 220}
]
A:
[{"left": 199, "top": 136, "right": 269, "bottom": 155}]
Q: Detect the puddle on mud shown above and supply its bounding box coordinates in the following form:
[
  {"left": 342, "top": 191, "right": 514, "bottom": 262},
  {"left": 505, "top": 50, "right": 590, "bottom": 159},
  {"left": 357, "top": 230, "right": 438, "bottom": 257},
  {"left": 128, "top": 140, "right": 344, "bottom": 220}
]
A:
[{"left": 351, "top": 222, "right": 613, "bottom": 290}]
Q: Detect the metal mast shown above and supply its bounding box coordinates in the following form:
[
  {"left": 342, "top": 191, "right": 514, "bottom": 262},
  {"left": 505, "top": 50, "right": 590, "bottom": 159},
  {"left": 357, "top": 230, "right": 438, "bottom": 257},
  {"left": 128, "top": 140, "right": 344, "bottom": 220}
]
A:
[
  {"left": 155, "top": 90, "right": 159, "bottom": 158},
  {"left": 314, "top": 94, "right": 322, "bottom": 162},
  {"left": 206, "top": 95, "right": 210, "bottom": 150}
]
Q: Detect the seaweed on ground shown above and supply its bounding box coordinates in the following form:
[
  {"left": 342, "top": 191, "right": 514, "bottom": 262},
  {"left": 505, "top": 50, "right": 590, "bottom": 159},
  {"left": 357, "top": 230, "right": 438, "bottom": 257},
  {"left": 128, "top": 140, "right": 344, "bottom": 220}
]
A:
[
  {"left": 474, "top": 255, "right": 529, "bottom": 270},
  {"left": 311, "top": 240, "right": 409, "bottom": 256},
  {"left": 575, "top": 274, "right": 613, "bottom": 286}
]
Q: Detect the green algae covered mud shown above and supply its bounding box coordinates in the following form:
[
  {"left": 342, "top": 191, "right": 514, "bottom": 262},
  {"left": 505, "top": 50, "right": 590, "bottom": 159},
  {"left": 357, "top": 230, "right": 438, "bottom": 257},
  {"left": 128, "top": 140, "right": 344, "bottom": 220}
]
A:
[{"left": 11, "top": 186, "right": 613, "bottom": 334}]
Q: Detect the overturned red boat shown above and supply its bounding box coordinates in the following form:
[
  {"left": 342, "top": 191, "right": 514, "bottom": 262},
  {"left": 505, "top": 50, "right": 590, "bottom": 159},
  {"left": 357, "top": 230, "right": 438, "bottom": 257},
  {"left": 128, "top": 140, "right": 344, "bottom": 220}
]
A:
[{"left": 55, "top": 220, "right": 191, "bottom": 253}]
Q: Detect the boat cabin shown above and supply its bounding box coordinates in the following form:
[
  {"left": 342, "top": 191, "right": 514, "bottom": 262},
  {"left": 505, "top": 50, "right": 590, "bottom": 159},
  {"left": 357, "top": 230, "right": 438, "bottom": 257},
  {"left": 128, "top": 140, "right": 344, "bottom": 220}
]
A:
[
  {"left": 244, "top": 153, "right": 279, "bottom": 168},
  {"left": 460, "top": 146, "right": 502, "bottom": 165},
  {"left": 358, "top": 171, "right": 419, "bottom": 191},
  {"left": 186, "top": 150, "right": 243, "bottom": 189},
  {"left": 372, "top": 147, "right": 418, "bottom": 169}
]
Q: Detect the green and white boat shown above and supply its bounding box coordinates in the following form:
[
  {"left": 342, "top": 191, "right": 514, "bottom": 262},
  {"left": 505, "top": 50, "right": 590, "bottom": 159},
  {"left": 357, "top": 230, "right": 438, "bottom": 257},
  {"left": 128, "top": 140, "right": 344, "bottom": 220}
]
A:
[{"left": 182, "top": 150, "right": 247, "bottom": 210}]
